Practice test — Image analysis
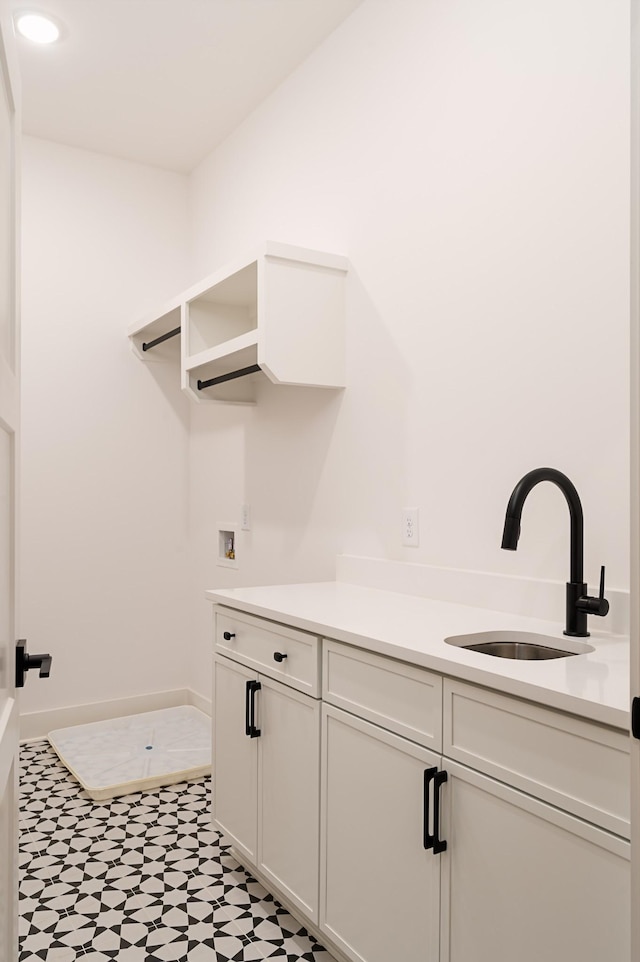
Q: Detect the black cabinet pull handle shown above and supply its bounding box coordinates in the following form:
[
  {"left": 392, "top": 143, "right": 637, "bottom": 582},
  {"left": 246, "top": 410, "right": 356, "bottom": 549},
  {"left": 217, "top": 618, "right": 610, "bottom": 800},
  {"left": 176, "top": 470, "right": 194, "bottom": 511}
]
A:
[
  {"left": 245, "top": 680, "right": 261, "bottom": 738},
  {"left": 273, "top": 651, "right": 287, "bottom": 663},
  {"left": 245, "top": 679, "right": 252, "bottom": 736},
  {"left": 433, "top": 770, "right": 448, "bottom": 854},
  {"left": 423, "top": 767, "right": 447, "bottom": 854},
  {"left": 423, "top": 767, "right": 437, "bottom": 850},
  {"left": 223, "top": 631, "right": 236, "bottom": 641},
  {"left": 249, "top": 681, "right": 261, "bottom": 737}
]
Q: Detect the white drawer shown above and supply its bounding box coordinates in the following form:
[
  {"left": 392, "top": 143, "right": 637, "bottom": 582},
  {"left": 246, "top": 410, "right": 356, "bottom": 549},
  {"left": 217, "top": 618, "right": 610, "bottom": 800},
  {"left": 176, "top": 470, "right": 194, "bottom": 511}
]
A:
[
  {"left": 215, "top": 607, "right": 321, "bottom": 697},
  {"left": 443, "top": 678, "right": 630, "bottom": 838},
  {"left": 322, "top": 639, "right": 442, "bottom": 751}
]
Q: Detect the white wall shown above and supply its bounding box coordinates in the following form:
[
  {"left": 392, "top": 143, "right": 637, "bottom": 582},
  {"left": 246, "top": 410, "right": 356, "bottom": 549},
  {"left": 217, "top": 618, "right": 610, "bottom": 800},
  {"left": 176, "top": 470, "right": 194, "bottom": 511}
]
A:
[
  {"left": 18, "top": 0, "right": 632, "bottom": 715},
  {"left": 186, "top": 0, "right": 630, "bottom": 698},
  {"left": 19, "top": 137, "right": 191, "bottom": 718}
]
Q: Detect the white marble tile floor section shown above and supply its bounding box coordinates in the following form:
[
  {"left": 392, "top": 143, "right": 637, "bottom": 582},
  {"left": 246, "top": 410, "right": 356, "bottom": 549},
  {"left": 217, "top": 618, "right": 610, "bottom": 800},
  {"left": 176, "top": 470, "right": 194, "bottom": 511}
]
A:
[{"left": 19, "top": 740, "right": 333, "bottom": 961}]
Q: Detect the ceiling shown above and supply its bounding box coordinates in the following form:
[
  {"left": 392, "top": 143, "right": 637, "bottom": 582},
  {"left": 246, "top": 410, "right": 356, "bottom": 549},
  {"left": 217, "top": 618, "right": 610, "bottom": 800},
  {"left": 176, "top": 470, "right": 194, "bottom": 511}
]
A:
[{"left": 10, "top": 0, "right": 362, "bottom": 173}]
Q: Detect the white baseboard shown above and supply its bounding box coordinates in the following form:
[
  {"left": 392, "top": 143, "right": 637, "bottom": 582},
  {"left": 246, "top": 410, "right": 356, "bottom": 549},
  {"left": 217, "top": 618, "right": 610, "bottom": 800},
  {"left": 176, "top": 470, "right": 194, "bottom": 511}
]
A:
[
  {"left": 187, "top": 688, "right": 212, "bottom": 718},
  {"left": 336, "top": 554, "right": 630, "bottom": 635},
  {"left": 20, "top": 687, "right": 212, "bottom": 743}
]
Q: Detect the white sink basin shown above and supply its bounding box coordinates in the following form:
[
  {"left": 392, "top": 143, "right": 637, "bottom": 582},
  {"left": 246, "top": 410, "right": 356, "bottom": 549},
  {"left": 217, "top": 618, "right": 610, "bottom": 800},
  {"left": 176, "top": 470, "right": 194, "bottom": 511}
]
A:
[{"left": 444, "top": 630, "right": 594, "bottom": 660}]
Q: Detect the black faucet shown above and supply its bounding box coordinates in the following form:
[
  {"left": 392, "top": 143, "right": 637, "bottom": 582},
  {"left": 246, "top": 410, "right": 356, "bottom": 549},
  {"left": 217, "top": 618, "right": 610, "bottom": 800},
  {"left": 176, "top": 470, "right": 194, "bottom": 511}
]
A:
[{"left": 501, "top": 467, "right": 609, "bottom": 637}]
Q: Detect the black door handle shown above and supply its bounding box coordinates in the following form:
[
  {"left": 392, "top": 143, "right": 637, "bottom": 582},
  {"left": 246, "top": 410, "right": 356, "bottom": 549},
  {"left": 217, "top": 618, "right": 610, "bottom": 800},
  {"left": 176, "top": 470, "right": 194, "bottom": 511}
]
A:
[
  {"left": 16, "top": 639, "right": 52, "bottom": 688},
  {"left": 423, "top": 767, "right": 447, "bottom": 854},
  {"left": 273, "top": 651, "right": 287, "bottom": 663},
  {"left": 245, "top": 679, "right": 261, "bottom": 738},
  {"left": 632, "top": 697, "right": 640, "bottom": 739},
  {"left": 223, "top": 631, "right": 235, "bottom": 641}
]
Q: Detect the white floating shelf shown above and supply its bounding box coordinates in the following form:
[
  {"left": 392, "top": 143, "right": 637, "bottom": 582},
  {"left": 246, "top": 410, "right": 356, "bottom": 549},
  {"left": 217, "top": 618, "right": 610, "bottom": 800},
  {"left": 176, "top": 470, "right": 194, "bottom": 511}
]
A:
[{"left": 129, "top": 241, "right": 348, "bottom": 405}]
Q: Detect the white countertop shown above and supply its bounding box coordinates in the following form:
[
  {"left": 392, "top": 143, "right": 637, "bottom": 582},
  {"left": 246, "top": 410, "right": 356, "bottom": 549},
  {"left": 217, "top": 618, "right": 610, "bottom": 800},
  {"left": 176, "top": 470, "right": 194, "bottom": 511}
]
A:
[{"left": 205, "top": 581, "right": 631, "bottom": 730}]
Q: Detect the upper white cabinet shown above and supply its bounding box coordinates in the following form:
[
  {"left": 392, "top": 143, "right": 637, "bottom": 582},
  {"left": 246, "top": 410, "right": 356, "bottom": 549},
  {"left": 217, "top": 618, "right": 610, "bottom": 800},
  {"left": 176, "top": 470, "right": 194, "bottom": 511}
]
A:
[{"left": 128, "top": 241, "right": 348, "bottom": 404}]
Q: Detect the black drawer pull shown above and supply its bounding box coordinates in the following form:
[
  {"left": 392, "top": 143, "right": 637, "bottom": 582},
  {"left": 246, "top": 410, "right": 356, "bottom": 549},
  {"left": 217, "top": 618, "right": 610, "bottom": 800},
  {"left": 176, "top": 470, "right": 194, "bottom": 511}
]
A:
[
  {"left": 273, "top": 651, "right": 287, "bottom": 663},
  {"left": 245, "top": 679, "right": 261, "bottom": 738},
  {"left": 423, "top": 767, "right": 447, "bottom": 854},
  {"left": 223, "top": 631, "right": 235, "bottom": 641}
]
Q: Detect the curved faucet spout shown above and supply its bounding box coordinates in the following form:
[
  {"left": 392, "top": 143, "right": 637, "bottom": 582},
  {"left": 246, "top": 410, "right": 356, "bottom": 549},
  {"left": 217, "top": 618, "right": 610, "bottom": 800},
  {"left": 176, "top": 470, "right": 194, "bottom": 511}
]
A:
[
  {"left": 501, "top": 467, "right": 609, "bottom": 637},
  {"left": 501, "top": 467, "right": 584, "bottom": 584}
]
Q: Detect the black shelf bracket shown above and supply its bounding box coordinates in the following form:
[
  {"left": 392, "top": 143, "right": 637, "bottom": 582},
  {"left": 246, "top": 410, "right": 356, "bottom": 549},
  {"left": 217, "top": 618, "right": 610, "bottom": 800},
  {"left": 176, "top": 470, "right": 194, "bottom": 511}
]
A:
[
  {"left": 142, "top": 326, "right": 181, "bottom": 352},
  {"left": 197, "top": 363, "right": 261, "bottom": 391}
]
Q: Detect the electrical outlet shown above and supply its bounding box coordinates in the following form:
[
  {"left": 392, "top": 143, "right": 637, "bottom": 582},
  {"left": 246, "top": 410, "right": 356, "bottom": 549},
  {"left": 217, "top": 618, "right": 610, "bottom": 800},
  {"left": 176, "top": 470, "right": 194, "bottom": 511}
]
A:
[
  {"left": 402, "top": 508, "right": 419, "bottom": 547},
  {"left": 241, "top": 504, "right": 251, "bottom": 531}
]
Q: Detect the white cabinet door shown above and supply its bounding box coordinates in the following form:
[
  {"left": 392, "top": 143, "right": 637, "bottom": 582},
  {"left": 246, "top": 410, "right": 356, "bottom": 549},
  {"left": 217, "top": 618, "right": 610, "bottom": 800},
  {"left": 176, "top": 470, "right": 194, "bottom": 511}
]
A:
[
  {"left": 212, "top": 656, "right": 258, "bottom": 864},
  {"left": 441, "top": 759, "right": 630, "bottom": 962},
  {"left": 257, "top": 675, "right": 321, "bottom": 922},
  {"left": 320, "top": 704, "right": 442, "bottom": 962},
  {"left": 0, "top": 6, "right": 20, "bottom": 961},
  {"left": 213, "top": 655, "right": 322, "bottom": 920}
]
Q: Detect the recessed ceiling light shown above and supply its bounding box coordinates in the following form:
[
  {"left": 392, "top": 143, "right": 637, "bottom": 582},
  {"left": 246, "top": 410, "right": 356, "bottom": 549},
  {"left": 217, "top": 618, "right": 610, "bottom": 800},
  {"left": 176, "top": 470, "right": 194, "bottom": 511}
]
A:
[{"left": 15, "top": 12, "right": 61, "bottom": 44}]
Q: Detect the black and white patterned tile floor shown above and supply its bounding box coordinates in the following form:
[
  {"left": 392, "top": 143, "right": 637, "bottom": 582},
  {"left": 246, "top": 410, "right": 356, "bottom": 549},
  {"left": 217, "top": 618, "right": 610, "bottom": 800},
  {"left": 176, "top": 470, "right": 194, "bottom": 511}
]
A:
[{"left": 19, "top": 740, "right": 334, "bottom": 962}]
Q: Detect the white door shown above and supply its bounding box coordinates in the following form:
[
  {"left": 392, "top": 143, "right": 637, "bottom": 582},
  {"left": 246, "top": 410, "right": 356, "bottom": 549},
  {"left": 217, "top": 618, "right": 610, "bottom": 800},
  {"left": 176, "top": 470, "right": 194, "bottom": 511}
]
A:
[
  {"left": 632, "top": 2, "right": 640, "bottom": 960},
  {"left": 0, "top": 3, "right": 20, "bottom": 960}
]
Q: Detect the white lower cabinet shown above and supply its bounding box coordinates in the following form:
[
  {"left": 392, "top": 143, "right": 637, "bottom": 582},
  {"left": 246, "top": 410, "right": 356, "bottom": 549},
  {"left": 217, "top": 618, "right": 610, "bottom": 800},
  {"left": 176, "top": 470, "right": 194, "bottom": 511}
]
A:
[
  {"left": 212, "top": 653, "right": 321, "bottom": 922},
  {"left": 319, "top": 702, "right": 630, "bottom": 962},
  {"left": 320, "top": 704, "right": 442, "bottom": 962},
  {"left": 441, "top": 760, "right": 630, "bottom": 962},
  {"left": 212, "top": 620, "right": 631, "bottom": 962},
  {"left": 318, "top": 646, "right": 630, "bottom": 962}
]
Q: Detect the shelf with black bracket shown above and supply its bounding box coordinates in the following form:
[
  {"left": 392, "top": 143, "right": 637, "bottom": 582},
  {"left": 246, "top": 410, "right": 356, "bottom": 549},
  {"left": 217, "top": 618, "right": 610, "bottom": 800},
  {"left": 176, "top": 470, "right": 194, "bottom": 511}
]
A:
[
  {"left": 128, "top": 297, "right": 182, "bottom": 363},
  {"left": 128, "top": 241, "right": 348, "bottom": 405}
]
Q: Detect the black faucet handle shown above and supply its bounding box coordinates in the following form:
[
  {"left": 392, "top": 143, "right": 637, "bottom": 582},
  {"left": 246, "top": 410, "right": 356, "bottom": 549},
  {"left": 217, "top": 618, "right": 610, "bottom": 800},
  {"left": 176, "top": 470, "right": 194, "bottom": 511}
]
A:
[{"left": 577, "top": 565, "right": 610, "bottom": 618}]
